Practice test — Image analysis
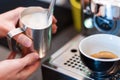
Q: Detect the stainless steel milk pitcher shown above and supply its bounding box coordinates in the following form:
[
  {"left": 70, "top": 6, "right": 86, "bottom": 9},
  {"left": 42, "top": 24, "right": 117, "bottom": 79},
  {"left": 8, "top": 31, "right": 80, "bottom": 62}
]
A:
[{"left": 7, "top": 7, "right": 52, "bottom": 58}]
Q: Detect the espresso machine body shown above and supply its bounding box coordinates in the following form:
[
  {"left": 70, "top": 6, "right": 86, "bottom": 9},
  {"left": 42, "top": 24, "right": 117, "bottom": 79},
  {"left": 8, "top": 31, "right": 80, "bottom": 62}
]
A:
[{"left": 82, "top": 0, "right": 120, "bottom": 36}]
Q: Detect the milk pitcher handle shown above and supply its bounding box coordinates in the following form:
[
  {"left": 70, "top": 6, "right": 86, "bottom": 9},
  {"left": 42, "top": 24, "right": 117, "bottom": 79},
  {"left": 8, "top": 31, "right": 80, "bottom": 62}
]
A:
[{"left": 7, "top": 28, "right": 24, "bottom": 52}]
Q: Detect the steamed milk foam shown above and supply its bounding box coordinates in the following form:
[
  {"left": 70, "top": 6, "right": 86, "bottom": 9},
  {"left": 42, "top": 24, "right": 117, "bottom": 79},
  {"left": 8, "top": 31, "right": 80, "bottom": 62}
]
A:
[{"left": 21, "top": 11, "right": 52, "bottom": 29}]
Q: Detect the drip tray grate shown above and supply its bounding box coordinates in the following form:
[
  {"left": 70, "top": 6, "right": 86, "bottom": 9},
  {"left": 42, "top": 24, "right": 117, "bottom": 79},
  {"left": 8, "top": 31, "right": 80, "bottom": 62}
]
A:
[
  {"left": 49, "top": 35, "right": 120, "bottom": 80},
  {"left": 63, "top": 53, "right": 90, "bottom": 74},
  {"left": 50, "top": 35, "right": 91, "bottom": 79}
]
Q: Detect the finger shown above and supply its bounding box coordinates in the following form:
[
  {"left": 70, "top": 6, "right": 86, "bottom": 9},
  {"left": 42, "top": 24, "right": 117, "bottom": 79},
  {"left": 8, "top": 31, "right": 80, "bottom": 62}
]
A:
[
  {"left": 17, "top": 60, "right": 40, "bottom": 80},
  {"left": 0, "top": 52, "right": 39, "bottom": 80},
  {"left": 52, "top": 24, "right": 57, "bottom": 34},
  {"left": 19, "top": 52, "right": 39, "bottom": 68},
  {"left": 14, "top": 7, "right": 25, "bottom": 14},
  {"left": 0, "top": 53, "right": 39, "bottom": 73},
  {"left": 13, "top": 33, "right": 32, "bottom": 48},
  {"left": 7, "top": 51, "right": 17, "bottom": 59},
  {"left": 20, "top": 46, "right": 34, "bottom": 57},
  {"left": 16, "top": 53, "right": 40, "bottom": 79},
  {"left": 13, "top": 33, "right": 33, "bottom": 57},
  {"left": 52, "top": 16, "right": 57, "bottom": 24},
  {"left": 9, "top": 52, "right": 39, "bottom": 73}
]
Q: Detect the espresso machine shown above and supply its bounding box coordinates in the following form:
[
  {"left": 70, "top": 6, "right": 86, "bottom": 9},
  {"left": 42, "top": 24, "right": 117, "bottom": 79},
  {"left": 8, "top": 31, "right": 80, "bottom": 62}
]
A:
[
  {"left": 82, "top": 0, "right": 120, "bottom": 36},
  {"left": 41, "top": 0, "right": 120, "bottom": 80}
]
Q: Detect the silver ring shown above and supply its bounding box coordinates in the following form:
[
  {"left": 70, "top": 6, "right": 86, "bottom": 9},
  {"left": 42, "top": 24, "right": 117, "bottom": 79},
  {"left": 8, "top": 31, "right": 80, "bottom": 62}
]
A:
[
  {"left": 7, "top": 28, "right": 24, "bottom": 39},
  {"left": 7, "top": 28, "right": 24, "bottom": 51}
]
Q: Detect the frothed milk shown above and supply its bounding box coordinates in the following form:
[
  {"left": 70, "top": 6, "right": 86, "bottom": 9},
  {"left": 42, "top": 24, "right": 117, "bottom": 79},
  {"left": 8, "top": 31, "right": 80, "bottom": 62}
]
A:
[
  {"left": 21, "top": 10, "right": 52, "bottom": 29},
  {"left": 20, "top": 7, "right": 52, "bottom": 58}
]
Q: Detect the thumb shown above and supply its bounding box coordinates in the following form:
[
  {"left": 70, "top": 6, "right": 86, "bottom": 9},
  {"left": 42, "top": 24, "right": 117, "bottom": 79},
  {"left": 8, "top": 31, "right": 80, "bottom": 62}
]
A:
[
  {"left": 16, "top": 53, "right": 40, "bottom": 79},
  {"left": 0, "top": 53, "right": 39, "bottom": 75},
  {"left": 13, "top": 52, "right": 39, "bottom": 72},
  {"left": 21, "top": 52, "right": 40, "bottom": 66}
]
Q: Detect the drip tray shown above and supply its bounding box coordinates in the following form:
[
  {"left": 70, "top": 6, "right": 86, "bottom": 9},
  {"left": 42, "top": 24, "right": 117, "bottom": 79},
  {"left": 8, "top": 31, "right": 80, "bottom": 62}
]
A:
[
  {"left": 49, "top": 35, "right": 92, "bottom": 80},
  {"left": 43, "top": 35, "right": 120, "bottom": 80}
]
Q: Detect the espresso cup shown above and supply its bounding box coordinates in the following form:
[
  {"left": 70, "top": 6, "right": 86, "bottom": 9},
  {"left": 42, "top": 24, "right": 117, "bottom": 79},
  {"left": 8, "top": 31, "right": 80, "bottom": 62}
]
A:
[{"left": 79, "top": 34, "right": 120, "bottom": 78}]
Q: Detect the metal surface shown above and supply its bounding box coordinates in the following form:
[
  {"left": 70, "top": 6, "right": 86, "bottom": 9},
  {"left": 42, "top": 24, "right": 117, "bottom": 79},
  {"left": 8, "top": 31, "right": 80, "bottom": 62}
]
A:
[
  {"left": 43, "top": 35, "right": 120, "bottom": 80},
  {"left": 47, "top": 0, "right": 56, "bottom": 20},
  {"left": 82, "top": 0, "right": 120, "bottom": 35},
  {"left": 49, "top": 35, "right": 92, "bottom": 80},
  {"left": 91, "top": 0, "right": 120, "bottom": 20},
  {"left": 20, "top": 7, "right": 52, "bottom": 58}
]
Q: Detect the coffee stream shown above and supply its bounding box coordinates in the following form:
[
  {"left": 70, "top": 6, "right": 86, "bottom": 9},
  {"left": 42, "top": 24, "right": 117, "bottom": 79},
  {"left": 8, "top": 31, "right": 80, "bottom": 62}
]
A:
[{"left": 90, "top": 51, "right": 118, "bottom": 59}]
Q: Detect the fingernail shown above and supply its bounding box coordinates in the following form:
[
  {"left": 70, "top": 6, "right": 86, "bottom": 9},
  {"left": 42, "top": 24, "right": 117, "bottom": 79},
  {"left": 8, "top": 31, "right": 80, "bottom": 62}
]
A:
[
  {"left": 34, "top": 53, "right": 40, "bottom": 59},
  {"left": 24, "top": 38, "right": 32, "bottom": 47}
]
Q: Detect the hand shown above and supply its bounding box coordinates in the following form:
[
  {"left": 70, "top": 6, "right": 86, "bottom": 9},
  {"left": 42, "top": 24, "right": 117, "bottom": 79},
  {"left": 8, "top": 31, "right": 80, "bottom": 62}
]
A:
[
  {"left": 0, "top": 7, "right": 57, "bottom": 80},
  {"left": 0, "top": 52, "right": 40, "bottom": 80},
  {"left": 0, "top": 7, "right": 57, "bottom": 47}
]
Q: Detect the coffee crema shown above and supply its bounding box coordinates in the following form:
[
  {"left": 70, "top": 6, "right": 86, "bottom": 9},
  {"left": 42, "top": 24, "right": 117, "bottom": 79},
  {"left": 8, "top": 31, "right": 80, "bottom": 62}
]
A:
[{"left": 90, "top": 51, "right": 118, "bottom": 59}]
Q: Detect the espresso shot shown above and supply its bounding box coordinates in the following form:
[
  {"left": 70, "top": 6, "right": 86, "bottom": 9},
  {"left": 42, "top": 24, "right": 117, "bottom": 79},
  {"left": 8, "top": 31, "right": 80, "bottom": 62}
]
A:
[{"left": 90, "top": 51, "right": 118, "bottom": 59}]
